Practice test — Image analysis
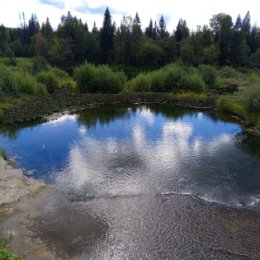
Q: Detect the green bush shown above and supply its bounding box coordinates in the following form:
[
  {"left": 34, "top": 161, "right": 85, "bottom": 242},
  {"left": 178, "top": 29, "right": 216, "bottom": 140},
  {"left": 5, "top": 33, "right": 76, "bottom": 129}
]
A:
[
  {"left": 8, "top": 57, "right": 17, "bottom": 67},
  {"left": 126, "top": 73, "right": 152, "bottom": 92},
  {"left": 0, "top": 65, "right": 17, "bottom": 98},
  {"left": 198, "top": 64, "right": 217, "bottom": 88},
  {"left": 128, "top": 64, "right": 205, "bottom": 93},
  {"left": 37, "top": 83, "right": 48, "bottom": 95},
  {"left": 218, "top": 66, "right": 240, "bottom": 78},
  {"left": 32, "top": 56, "right": 48, "bottom": 74},
  {"left": 13, "top": 71, "right": 38, "bottom": 94},
  {"left": 50, "top": 67, "right": 70, "bottom": 79},
  {"left": 74, "top": 63, "right": 126, "bottom": 93},
  {"left": 13, "top": 71, "right": 48, "bottom": 95},
  {"left": 37, "top": 71, "right": 59, "bottom": 93},
  {"left": 186, "top": 73, "right": 206, "bottom": 92}
]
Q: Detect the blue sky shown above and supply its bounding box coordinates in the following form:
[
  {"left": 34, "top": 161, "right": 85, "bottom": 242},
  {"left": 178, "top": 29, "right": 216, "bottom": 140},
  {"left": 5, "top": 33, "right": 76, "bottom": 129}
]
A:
[{"left": 0, "top": 0, "right": 259, "bottom": 31}]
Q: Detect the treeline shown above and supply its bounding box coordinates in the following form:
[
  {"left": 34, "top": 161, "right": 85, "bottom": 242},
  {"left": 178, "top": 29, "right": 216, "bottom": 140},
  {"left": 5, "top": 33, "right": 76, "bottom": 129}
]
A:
[{"left": 0, "top": 9, "right": 260, "bottom": 73}]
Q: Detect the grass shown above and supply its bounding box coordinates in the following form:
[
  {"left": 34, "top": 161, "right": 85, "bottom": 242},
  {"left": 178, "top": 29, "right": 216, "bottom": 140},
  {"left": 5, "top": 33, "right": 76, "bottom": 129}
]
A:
[{"left": 216, "top": 71, "right": 260, "bottom": 131}]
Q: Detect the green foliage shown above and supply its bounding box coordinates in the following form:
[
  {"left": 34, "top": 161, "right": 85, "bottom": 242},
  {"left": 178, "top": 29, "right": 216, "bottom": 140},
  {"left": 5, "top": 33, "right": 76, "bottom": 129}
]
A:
[
  {"left": 0, "top": 237, "right": 20, "bottom": 260},
  {"left": 186, "top": 73, "right": 206, "bottom": 92},
  {"left": 217, "top": 96, "right": 246, "bottom": 118},
  {"left": 31, "top": 56, "right": 48, "bottom": 74},
  {"left": 127, "top": 64, "right": 205, "bottom": 93},
  {"left": 49, "top": 67, "right": 75, "bottom": 88},
  {"left": 0, "top": 150, "right": 7, "bottom": 160},
  {"left": 126, "top": 73, "right": 152, "bottom": 92},
  {"left": 37, "top": 71, "right": 59, "bottom": 93},
  {"left": 8, "top": 58, "right": 17, "bottom": 67},
  {"left": 74, "top": 63, "right": 126, "bottom": 93},
  {"left": 0, "top": 65, "right": 17, "bottom": 98},
  {"left": 246, "top": 86, "right": 260, "bottom": 113},
  {"left": 100, "top": 8, "right": 114, "bottom": 64},
  {"left": 218, "top": 66, "right": 240, "bottom": 78},
  {"left": 198, "top": 65, "right": 217, "bottom": 88},
  {"left": 4, "top": 48, "right": 14, "bottom": 58},
  {"left": 13, "top": 71, "right": 47, "bottom": 95}
]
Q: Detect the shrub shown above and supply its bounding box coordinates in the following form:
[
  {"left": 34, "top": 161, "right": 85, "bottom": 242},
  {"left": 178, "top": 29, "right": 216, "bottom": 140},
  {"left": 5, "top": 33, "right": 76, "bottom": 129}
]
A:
[
  {"left": 13, "top": 71, "right": 38, "bottom": 94},
  {"left": 50, "top": 67, "right": 70, "bottom": 79},
  {"left": 74, "top": 63, "right": 97, "bottom": 92},
  {"left": 37, "top": 71, "right": 59, "bottom": 93},
  {"left": 218, "top": 66, "right": 240, "bottom": 78},
  {"left": 32, "top": 56, "right": 48, "bottom": 74},
  {"left": 97, "top": 65, "right": 126, "bottom": 93},
  {"left": 8, "top": 57, "right": 17, "bottom": 67},
  {"left": 127, "top": 64, "right": 205, "bottom": 93},
  {"left": 74, "top": 63, "right": 126, "bottom": 93},
  {"left": 14, "top": 71, "right": 48, "bottom": 95},
  {"left": 0, "top": 65, "right": 17, "bottom": 97},
  {"left": 198, "top": 64, "right": 217, "bottom": 88},
  {"left": 37, "top": 83, "right": 48, "bottom": 95},
  {"left": 126, "top": 73, "right": 152, "bottom": 92},
  {"left": 186, "top": 73, "right": 206, "bottom": 92}
]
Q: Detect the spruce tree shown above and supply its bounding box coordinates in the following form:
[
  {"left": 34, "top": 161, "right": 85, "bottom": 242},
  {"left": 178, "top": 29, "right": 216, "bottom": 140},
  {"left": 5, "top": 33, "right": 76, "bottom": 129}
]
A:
[
  {"left": 145, "top": 19, "right": 153, "bottom": 38},
  {"left": 100, "top": 7, "right": 114, "bottom": 64},
  {"left": 159, "top": 15, "right": 166, "bottom": 38}
]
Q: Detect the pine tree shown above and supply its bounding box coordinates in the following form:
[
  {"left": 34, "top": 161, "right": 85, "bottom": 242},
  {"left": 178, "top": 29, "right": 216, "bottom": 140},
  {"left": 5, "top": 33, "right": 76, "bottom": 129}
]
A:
[
  {"left": 175, "top": 19, "right": 189, "bottom": 43},
  {"left": 100, "top": 7, "right": 114, "bottom": 64},
  {"left": 145, "top": 19, "right": 153, "bottom": 38},
  {"left": 159, "top": 15, "right": 166, "bottom": 38},
  {"left": 28, "top": 14, "right": 40, "bottom": 40},
  {"left": 241, "top": 11, "right": 251, "bottom": 45},
  {"left": 41, "top": 18, "right": 53, "bottom": 39}
]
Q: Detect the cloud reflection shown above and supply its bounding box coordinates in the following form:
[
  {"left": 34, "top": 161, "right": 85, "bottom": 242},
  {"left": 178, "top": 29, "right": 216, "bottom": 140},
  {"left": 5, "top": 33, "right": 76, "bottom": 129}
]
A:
[{"left": 53, "top": 106, "right": 259, "bottom": 206}]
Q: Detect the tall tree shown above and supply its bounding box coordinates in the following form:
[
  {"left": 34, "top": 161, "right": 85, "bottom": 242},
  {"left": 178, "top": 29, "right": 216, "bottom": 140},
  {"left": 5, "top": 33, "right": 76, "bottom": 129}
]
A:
[
  {"left": 159, "top": 15, "right": 167, "bottom": 38},
  {"left": 28, "top": 14, "right": 40, "bottom": 40},
  {"left": 41, "top": 18, "right": 53, "bottom": 39},
  {"left": 100, "top": 7, "right": 114, "bottom": 64},
  {"left": 174, "top": 19, "right": 189, "bottom": 55},
  {"left": 210, "top": 13, "right": 233, "bottom": 65},
  {"left": 145, "top": 19, "right": 153, "bottom": 38}
]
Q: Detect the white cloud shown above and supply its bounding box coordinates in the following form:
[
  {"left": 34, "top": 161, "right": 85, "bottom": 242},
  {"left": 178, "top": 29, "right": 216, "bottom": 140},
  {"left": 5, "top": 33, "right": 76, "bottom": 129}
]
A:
[{"left": 0, "top": 0, "right": 259, "bottom": 30}]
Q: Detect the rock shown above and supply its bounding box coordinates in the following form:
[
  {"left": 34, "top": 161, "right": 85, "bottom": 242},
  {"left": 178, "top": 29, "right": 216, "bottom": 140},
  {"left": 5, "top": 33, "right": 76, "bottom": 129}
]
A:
[{"left": 0, "top": 164, "right": 47, "bottom": 206}]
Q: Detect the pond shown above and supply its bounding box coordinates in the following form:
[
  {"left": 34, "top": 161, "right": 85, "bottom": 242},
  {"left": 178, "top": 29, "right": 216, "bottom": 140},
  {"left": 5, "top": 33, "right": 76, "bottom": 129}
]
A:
[{"left": 1, "top": 105, "right": 260, "bottom": 259}]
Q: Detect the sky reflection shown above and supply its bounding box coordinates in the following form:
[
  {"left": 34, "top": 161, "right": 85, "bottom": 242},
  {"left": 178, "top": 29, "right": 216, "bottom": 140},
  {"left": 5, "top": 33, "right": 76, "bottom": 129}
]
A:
[{"left": 0, "top": 105, "right": 259, "bottom": 206}]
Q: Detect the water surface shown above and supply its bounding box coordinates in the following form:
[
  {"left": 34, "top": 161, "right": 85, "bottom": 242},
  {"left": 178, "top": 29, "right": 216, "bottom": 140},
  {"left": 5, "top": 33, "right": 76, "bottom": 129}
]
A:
[{"left": 1, "top": 105, "right": 260, "bottom": 259}]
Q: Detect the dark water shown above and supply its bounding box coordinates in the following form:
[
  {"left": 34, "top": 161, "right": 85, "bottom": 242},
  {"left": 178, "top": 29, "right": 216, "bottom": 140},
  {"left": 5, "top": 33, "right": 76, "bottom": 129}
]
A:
[{"left": 1, "top": 105, "right": 260, "bottom": 259}]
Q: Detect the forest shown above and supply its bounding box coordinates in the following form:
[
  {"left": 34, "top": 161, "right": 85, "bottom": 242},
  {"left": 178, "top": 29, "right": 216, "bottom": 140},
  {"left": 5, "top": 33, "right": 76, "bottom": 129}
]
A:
[
  {"left": 0, "top": 8, "right": 259, "bottom": 131},
  {"left": 0, "top": 8, "right": 259, "bottom": 73}
]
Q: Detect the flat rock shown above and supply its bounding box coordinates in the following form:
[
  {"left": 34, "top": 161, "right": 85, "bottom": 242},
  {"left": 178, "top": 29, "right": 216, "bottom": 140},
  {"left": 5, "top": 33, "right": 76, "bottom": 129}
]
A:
[{"left": 0, "top": 160, "right": 47, "bottom": 206}]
